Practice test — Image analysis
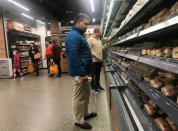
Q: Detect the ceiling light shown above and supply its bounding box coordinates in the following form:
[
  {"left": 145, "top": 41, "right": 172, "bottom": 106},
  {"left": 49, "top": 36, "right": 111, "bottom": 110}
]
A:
[
  {"left": 36, "top": 20, "right": 45, "bottom": 25},
  {"left": 90, "top": 0, "right": 94, "bottom": 12},
  {"left": 8, "top": 0, "right": 29, "bottom": 11},
  {"left": 21, "top": 13, "right": 34, "bottom": 20},
  {"left": 103, "top": 0, "right": 114, "bottom": 37},
  {"left": 70, "top": 21, "right": 74, "bottom": 23},
  {"left": 93, "top": 18, "right": 95, "bottom": 23}
]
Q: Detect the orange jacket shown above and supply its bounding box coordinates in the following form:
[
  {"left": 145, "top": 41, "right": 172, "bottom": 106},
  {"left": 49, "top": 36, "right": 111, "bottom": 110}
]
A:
[{"left": 45, "top": 45, "right": 52, "bottom": 57}]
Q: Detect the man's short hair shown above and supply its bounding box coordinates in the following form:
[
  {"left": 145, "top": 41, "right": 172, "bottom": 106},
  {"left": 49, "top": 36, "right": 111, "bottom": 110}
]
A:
[
  {"left": 94, "top": 26, "right": 101, "bottom": 33},
  {"left": 74, "top": 13, "right": 90, "bottom": 25}
]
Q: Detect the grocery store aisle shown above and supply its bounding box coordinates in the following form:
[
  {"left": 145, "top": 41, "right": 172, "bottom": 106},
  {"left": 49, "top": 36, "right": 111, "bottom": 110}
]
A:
[{"left": 0, "top": 70, "right": 112, "bottom": 131}]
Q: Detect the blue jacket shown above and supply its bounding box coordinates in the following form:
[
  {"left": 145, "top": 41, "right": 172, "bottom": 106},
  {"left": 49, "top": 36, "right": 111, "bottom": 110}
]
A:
[{"left": 65, "top": 26, "right": 92, "bottom": 76}]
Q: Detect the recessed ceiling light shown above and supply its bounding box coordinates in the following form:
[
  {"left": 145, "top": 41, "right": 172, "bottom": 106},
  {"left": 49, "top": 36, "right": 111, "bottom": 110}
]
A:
[
  {"left": 21, "top": 13, "right": 34, "bottom": 20},
  {"left": 36, "top": 20, "right": 45, "bottom": 25},
  {"left": 93, "top": 18, "right": 95, "bottom": 23},
  {"left": 8, "top": 0, "right": 29, "bottom": 11}
]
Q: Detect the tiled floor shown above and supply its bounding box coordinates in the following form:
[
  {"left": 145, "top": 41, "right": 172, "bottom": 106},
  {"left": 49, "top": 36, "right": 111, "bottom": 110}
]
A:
[{"left": 0, "top": 70, "right": 113, "bottom": 131}]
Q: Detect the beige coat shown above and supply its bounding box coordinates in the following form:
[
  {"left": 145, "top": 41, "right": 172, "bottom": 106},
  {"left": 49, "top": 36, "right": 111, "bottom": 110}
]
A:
[{"left": 88, "top": 36, "right": 107, "bottom": 62}]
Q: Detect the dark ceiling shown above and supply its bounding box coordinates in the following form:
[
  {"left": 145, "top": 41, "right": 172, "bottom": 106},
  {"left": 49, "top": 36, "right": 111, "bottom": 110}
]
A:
[
  {"left": 0, "top": 0, "right": 103, "bottom": 26},
  {"left": 33, "top": 0, "right": 104, "bottom": 25}
]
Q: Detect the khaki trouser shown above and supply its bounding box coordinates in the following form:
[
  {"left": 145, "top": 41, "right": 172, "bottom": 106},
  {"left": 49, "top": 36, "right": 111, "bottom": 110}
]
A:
[{"left": 72, "top": 78, "right": 90, "bottom": 124}]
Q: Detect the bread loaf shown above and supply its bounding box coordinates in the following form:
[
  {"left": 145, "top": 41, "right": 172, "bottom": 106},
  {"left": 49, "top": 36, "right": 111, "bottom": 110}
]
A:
[
  {"left": 151, "top": 49, "right": 156, "bottom": 56},
  {"left": 155, "top": 118, "right": 172, "bottom": 131},
  {"left": 164, "top": 48, "right": 172, "bottom": 58},
  {"left": 165, "top": 117, "right": 178, "bottom": 131},
  {"left": 161, "top": 85, "right": 177, "bottom": 97},
  {"left": 170, "top": 2, "right": 178, "bottom": 15},
  {"left": 156, "top": 49, "right": 163, "bottom": 57},
  {"left": 142, "top": 49, "right": 147, "bottom": 55},
  {"left": 144, "top": 104, "right": 156, "bottom": 116},
  {"left": 149, "top": 9, "right": 170, "bottom": 25},
  {"left": 172, "top": 47, "right": 178, "bottom": 59}
]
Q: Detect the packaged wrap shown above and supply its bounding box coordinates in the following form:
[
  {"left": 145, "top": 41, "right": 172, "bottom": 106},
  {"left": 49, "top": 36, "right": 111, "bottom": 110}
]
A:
[
  {"left": 150, "top": 78, "right": 166, "bottom": 89},
  {"left": 155, "top": 118, "right": 171, "bottom": 131},
  {"left": 165, "top": 117, "right": 178, "bottom": 131},
  {"left": 144, "top": 104, "right": 156, "bottom": 116},
  {"left": 161, "top": 85, "right": 177, "bottom": 97}
]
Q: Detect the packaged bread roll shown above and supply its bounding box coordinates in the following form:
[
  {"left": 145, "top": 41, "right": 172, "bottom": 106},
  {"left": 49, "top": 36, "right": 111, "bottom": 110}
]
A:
[
  {"left": 156, "top": 49, "right": 163, "bottom": 57},
  {"left": 142, "top": 49, "right": 147, "bottom": 55},
  {"left": 150, "top": 78, "right": 166, "bottom": 89},
  {"left": 148, "top": 100, "right": 157, "bottom": 109},
  {"left": 155, "top": 118, "right": 171, "bottom": 131},
  {"left": 158, "top": 71, "right": 165, "bottom": 77},
  {"left": 164, "top": 72, "right": 176, "bottom": 81},
  {"left": 170, "top": 2, "right": 178, "bottom": 15},
  {"left": 157, "top": 109, "right": 164, "bottom": 115},
  {"left": 161, "top": 84, "right": 177, "bottom": 97},
  {"left": 165, "top": 117, "right": 178, "bottom": 131},
  {"left": 151, "top": 49, "right": 156, "bottom": 56},
  {"left": 147, "top": 49, "right": 151, "bottom": 55},
  {"left": 144, "top": 77, "right": 151, "bottom": 82},
  {"left": 164, "top": 48, "right": 172, "bottom": 58},
  {"left": 144, "top": 104, "right": 156, "bottom": 116},
  {"left": 172, "top": 47, "right": 178, "bottom": 59}
]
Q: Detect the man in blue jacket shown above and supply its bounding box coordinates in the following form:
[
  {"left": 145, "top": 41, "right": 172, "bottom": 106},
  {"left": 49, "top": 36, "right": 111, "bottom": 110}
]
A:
[{"left": 66, "top": 13, "right": 97, "bottom": 129}]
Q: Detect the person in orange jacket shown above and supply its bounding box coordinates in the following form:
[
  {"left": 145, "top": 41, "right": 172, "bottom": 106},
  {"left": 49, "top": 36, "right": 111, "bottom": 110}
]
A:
[{"left": 44, "top": 42, "right": 52, "bottom": 73}]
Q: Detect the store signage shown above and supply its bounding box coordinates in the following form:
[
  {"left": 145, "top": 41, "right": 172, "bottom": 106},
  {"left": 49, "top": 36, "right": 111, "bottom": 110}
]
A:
[
  {"left": 7, "top": 21, "right": 24, "bottom": 31},
  {"left": 24, "top": 25, "right": 31, "bottom": 32}
]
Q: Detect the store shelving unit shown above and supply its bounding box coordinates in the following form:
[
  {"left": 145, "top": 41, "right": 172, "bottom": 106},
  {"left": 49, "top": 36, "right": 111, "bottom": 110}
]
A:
[
  {"left": 103, "top": 0, "right": 178, "bottom": 130},
  {"left": 111, "top": 15, "right": 178, "bottom": 46},
  {"left": 109, "top": 51, "right": 178, "bottom": 74},
  {"left": 108, "top": 0, "right": 175, "bottom": 41},
  {"left": 60, "top": 26, "right": 71, "bottom": 73},
  {"left": 8, "top": 29, "right": 42, "bottom": 76}
]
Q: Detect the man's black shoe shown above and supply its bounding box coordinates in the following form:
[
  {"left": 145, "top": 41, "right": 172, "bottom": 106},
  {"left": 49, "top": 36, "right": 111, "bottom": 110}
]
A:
[
  {"left": 98, "top": 86, "right": 105, "bottom": 91},
  {"left": 49, "top": 74, "right": 54, "bottom": 77},
  {"left": 75, "top": 122, "right": 92, "bottom": 129},
  {"left": 84, "top": 112, "right": 97, "bottom": 120},
  {"left": 57, "top": 74, "right": 61, "bottom": 77}
]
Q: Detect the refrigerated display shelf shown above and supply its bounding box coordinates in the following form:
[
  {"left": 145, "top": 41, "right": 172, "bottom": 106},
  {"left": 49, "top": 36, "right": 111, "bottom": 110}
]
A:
[
  {"left": 123, "top": 88, "right": 161, "bottom": 131},
  {"left": 112, "top": 61, "right": 178, "bottom": 125},
  {"left": 105, "top": 64, "right": 160, "bottom": 131},
  {"left": 109, "top": 51, "right": 178, "bottom": 74},
  {"left": 111, "top": 15, "right": 178, "bottom": 46}
]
